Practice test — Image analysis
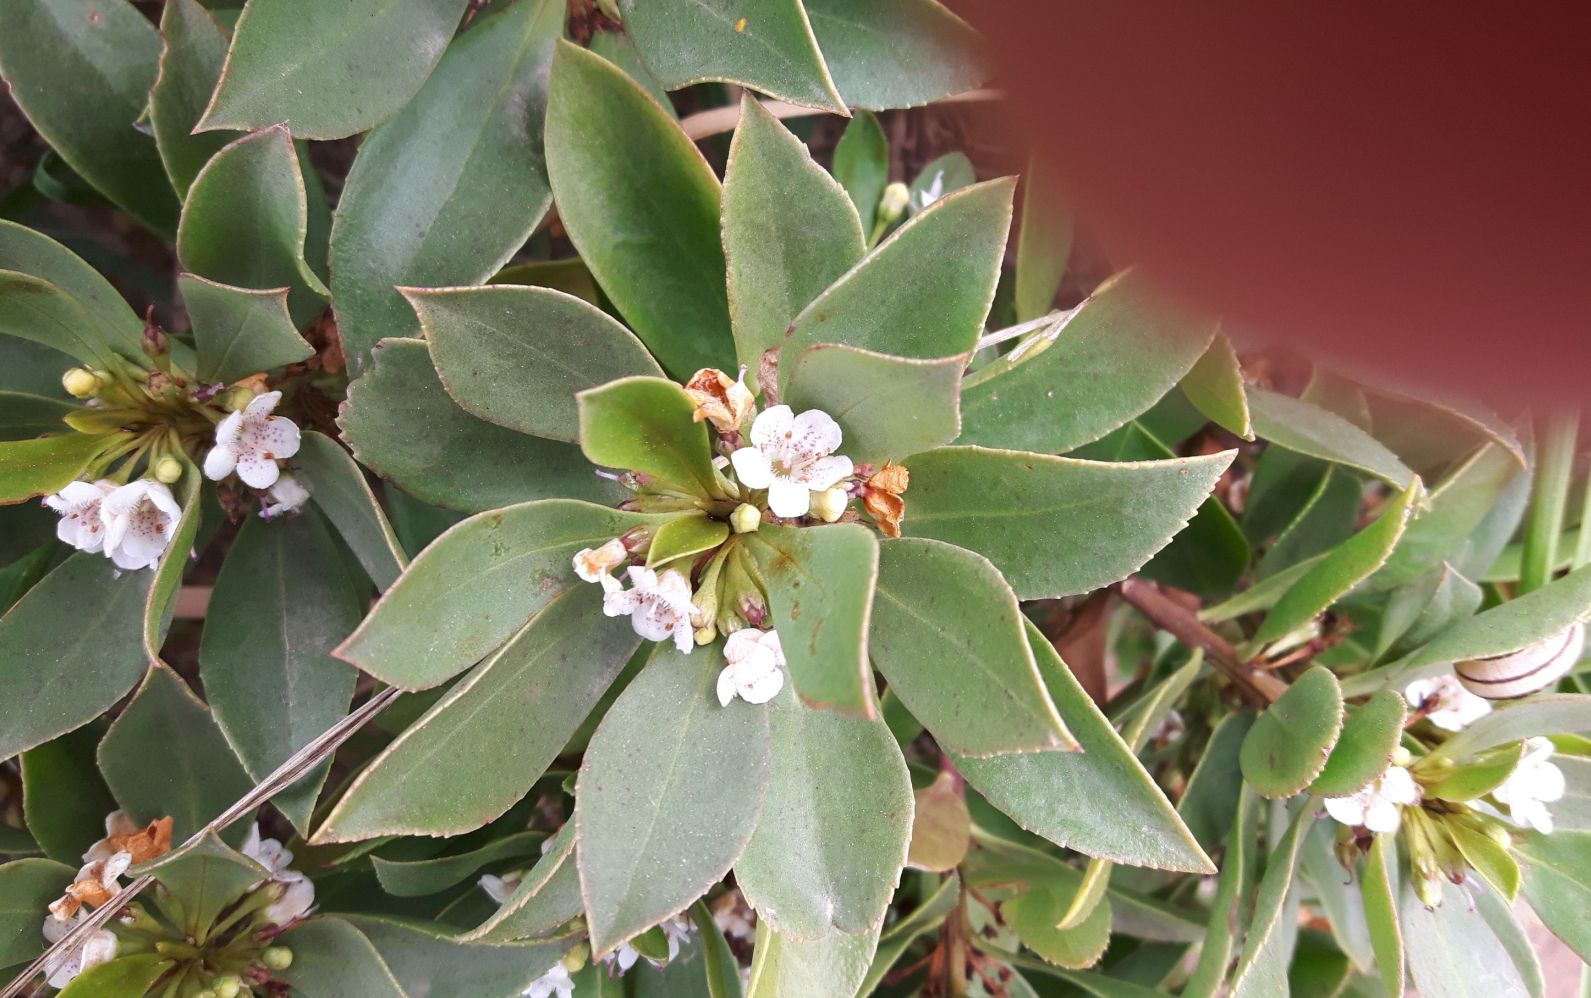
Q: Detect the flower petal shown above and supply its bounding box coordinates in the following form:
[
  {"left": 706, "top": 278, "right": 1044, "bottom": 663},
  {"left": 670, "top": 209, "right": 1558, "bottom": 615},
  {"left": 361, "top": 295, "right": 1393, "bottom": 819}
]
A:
[
  {"left": 235, "top": 454, "right": 282, "bottom": 490},
  {"left": 259, "top": 415, "right": 302, "bottom": 460},
  {"left": 1362, "top": 796, "right": 1403, "bottom": 833},
  {"left": 717, "top": 666, "right": 738, "bottom": 707},
  {"left": 739, "top": 664, "right": 784, "bottom": 704},
  {"left": 794, "top": 454, "right": 853, "bottom": 490},
  {"left": 750, "top": 404, "right": 795, "bottom": 453},
  {"left": 767, "top": 479, "right": 812, "bottom": 518},
  {"left": 1323, "top": 795, "right": 1366, "bottom": 827},
  {"left": 203, "top": 444, "right": 237, "bottom": 482},
  {"left": 789, "top": 408, "right": 843, "bottom": 461},
  {"left": 731, "top": 447, "right": 774, "bottom": 489}
]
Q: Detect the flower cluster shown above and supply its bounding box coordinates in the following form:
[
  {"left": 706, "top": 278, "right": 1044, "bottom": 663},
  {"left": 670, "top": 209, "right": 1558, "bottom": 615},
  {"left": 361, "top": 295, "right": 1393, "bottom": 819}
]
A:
[
  {"left": 41, "top": 811, "right": 171, "bottom": 987},
  {"left": 43, "top": 478, "right": 182, "bottom": 571}
]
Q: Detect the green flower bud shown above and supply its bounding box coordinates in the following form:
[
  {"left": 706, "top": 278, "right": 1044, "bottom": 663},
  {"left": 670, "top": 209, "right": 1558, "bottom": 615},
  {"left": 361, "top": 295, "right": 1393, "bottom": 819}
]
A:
[
  {"left": 730, "top": 503, "right": 761, "bottom": 534},
  {"left": 694, "top": 624, "right": 717, "bottom": 646},
  {"left": 153, "top": 456, "right": 184, "bottom": 484},
  {"left": 1390, "top": 745, "right": 1413, "bottom": 768},
  {"left": 261, "top": 945, "right": 294, "bottom": 970},
  {"left": 219, "top": 386, "right": 258, "bottom": 412},
  {"left": 812, "top": 486, "right": 849, "bottom": 523},
  {"left": 214, "top": 976, "right": 243, "bottom": 998},
  {"left": 878, "top": 182, "right": 910, "bottom": 226},
  {"left": 62, "top": 368, "right": 99, "bottom": 398},
  {"left": 561, "top": 940, "right": 591, "bottom": 973}
]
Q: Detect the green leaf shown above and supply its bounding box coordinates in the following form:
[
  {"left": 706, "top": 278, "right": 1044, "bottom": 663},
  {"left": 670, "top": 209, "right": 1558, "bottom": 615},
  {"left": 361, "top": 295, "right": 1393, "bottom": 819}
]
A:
[
  {"left": 901, "top": 445, "right": 1234, "bottom": 599},
  {"left": 1181, "top": 331, "right": 1253, "bottom": 439},
  {"left": 57, "top": 954, "right": 173, "bottom": 998},
  {"left": 330, "top": 0, "right": 564, "bottom": 373},
  {"left": 783, "top": 344, "right": 963, "bottom": 465},
  {"left": 1423, "top": 743, "right": 1524, "bottom": 802},
  {"left": 1177, "top": 711, "right": 1255, "bottom": 853},
  {"left": 176, "top": 126, "right": 327, "bottom": 326},
  {"left": 723, "top": 95, "right": 865, "bottom": 367},
  {"left": 140, "top": 461, "right": 202, "bottom": 666},
  {"left": 1228, "top": 806, "right": 1312, "bottom": 997},
  {"left": 1401, "top": 563, "right": 1591, "bottom": 674},
  {"left": 1014, "top": 168, "right": 1073, "bottom": 322},
  {"left": 1430, "top": 695, "right": 1591, "bottom": 763},
  {"left": 415, "top": 285, "right": 662, "bottom": 442},
  {"left": 906, "top": 768, "right": 971, "bottom": 873},
  {"left": 371, "top": 833, "right": 541, "bottom": 898},
  {"left": 746, "top": 917, "right": 881, "bottom": 998},
  {"left": 1255, "top": 465, "right": 1359, "bottom": 580},
  {"left": 318, "top": 591, "right": 640, "bottom": 841},
  {"left": 1247, "top": 386, "right": 1415, "bottom": 488},
  {"left": 618, "top": 0, "right": 844, "bottom": 112},
  {"left": 341, "top": 914, "right": 569, "bottom": 996},
  {"left": 577, "top": 376, "right": 721, "bottom": 496},
  {"left": 0, "top": 430, "right": 111, "bottom": 502},
  {"left": 1516, "top": 831, "right": 1591, "bottom": 964},
  {"left": 0, "top": 858, "right": 74, "bottom": 968},
  {"left": 907, "top": 152, "right": 976, "bottom": 214},
  {"left": 1449, "top": 822, "right": 1520, "bottom": 901},
  {"left": 97, "top": 664, "right": 251, "bottom": 842},
  {"left": 180, "top": 275, "right": 312, "bottom": 383},
  {"left": 956, "top": 619, "right": 1215, "bottom": 873},
  {"left": 832, "top": 111, "right": 888, "bottom": 236},
  {"left": 149, "top": 0, "right": 234, "bottom": 197},
  {"left": 463, "top": 823, "right": 583, "bottom": 943},
  {"left": 1183, "top": 789, "right": 1254, "bottom": 997},
  {"left": 0, "top": 553, "right": 152, "bottom": 760},
  {"left": 277, "top": 917, "right": 406, "bottom": 997},
  {"left": 1002, "top": 885, "right": 1112, "bottom": 970},
  {"left": 1309, "top": 690, "right": 1407, "bottom": 797},
  {"left": 200, "top": 512, "right": 359, "bottom": 829},
  {"left": 137, "top": 832, "right": 267, "bottom": 937},
  {"left": 0, "top": 541, "right": 54, "bottom": 613},
  {"left": 546, "top": 41, "right": 734, "bottom": 378},
  {"left": 647, "top": 513, "right": 730, "bottom": 568},
  {"left": 1372, "top": 442, "right": 1522, "bottom": 590},
  {"left": 0, "top": 0, "right": 178, "bottom": 233},
  {"left": 872, "top": 537, "right": 1072, "bottom": 755},
  {"left": 334, "top": 498, "right": 659, "bottom": 690},
  {"left": 745, "top": 523, "right": 878, "bottom": 717},
  {"left": 781, "top": 179, "right": 1013, "bottom": 373},
  {"left": 0, "top": 220, "right": 147, "bottom": 358},
  {"left": 0, "top": 393, "right": 76, "bottom": 440},
  {"left": 292, "top": 431, "right": 406, "bottom": 592},
  {"left": 689, "top": 900, "right": 746, "bottom": 998},
  {"left": 576, "top": 642, "right": 772, "bottom": 957},
  {"left": 1362, "top": 832, "right": 1405, "bottom": 997},
  {"left": 733, "top": 688, "right": 912, "bottom": 937},
  {"left": 21, "top": 724, "right": 118, "bottom": 865},
  {"left": 197, "top": 0, "right": 468, "bottom": 139},
  {"left": 340, "top": 338, "right": 619, "bottom": 513},
  {"left": 1251, "top": 479, "right": 1421, "bottom": 646},
  {"left": 803, "top": 0, "right": 986, "bottom": 110},
  {"left": 1240, "top": 667, "right": 1346, "bottom": 798},
  {"left": 1401, "top": 878, "right": 1538, "bottom": 998},
  {"left": 0, "top": 270, "right": 129, "bottom": 367}
]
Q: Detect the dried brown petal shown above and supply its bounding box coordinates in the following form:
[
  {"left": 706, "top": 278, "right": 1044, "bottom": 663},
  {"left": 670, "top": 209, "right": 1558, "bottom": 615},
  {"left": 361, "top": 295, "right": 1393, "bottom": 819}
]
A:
[
  {"left": 869, "top": 463, "right": 910, "bottom": 495},
  {"left": 864, "top": 490, "right": 905, "bottom": 538}
]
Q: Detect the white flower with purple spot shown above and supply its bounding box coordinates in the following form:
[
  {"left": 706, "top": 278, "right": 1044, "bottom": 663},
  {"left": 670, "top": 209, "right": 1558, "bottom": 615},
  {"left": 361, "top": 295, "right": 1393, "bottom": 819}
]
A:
[
  {"left": 717, "top": 628, "right": 786, "bottom": 706},
  {"left": 1492, "top": 737, "right": 1565, "bottom": 834},
  {"left": 101, "top": 479, "right": 182, "bottom": 571},
  {"left": 1323, "top": 765, "right": 1420, "bottom": 833},
  {"left": 262, "top": 473, "right": 310, "bottom": 518},
  {"left": 602, "top": 566, "right": 694, "bottom": 653},
  {"left": 1405, "top": 674, "right": 1492, "bottom": 732},
  {"left": 43, "top": 480, "right": 115, "bottom": 553},
  {"left": 203, "top": 390, "right": 301, "bottom": 489},
  {"left": 730, "top": 405, "right": 853, "bottom": 519}
]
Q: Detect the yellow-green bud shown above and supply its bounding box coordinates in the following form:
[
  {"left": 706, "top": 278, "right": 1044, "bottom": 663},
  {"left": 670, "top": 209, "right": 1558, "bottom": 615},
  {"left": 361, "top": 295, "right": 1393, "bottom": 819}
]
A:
[
  {"left": 261, "top": 946, "right": 294, "bottom": 970},
  {"left": 1391, "top": 746, "right": 1413, "bottom": 768},
  {"left": 62, "top": 368, "right": 99, "bottom": 398},
  {"left": 214, "top": 976, "right": 242, "bottom": 998},
  {"left": 812, "top": 486, "right": 849, "bottom": 523},
  {"left": 196, "top": 990, "right": 217, "bottom": 998},
  {"left": 220, "top": 385, "right": 257, "bottom": 412},
  {"left": 1486, "top": 822, "right": 1513, "bottom": 848},
  {"left": 694, "top": 625, "right": 717, "bottom": 646},
  {"left": 878, "top": 182, "right": 910, "bottom": 225},
  {"left": 1414, "top": 872, "right": 1444, "bottom": 908},
  {"left": 153, "top": 456, "right": 184, "bottom": 484},
  {"left": 730, "top": 503, "right": 761, "bottom": 534},
  {"left": 561, "top": 941, "right": 591, "bottom": 973}
]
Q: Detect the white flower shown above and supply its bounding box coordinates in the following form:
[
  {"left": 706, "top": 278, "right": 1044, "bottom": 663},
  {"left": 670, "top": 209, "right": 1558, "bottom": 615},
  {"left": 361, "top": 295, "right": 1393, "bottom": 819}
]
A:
[
  {"left": 1492, "top": 737, "right": 1566, "bottom": 834},
  {"left": 43, "top": 480, "right": 115, "bottom": 553},
  {"left": 605, "top": 942, "right": 640, "bottom": 973},
  {"left": 41, "top": 911, "right": 118, "bottom": 989},
  {"left": 730, "top": 405, "right": 853, "bottom": 519},
  {"left": 524, "top": 961, "right": 575, "bottom": 998},
  {"left": 100, "top": 479, "right": 182, "bottom": 571},
  {"left": 240, "top": 823, "right": 315, "bottom": 926},
  {"left": 261, "top": 473, "right": 310, "bottom": 518},
  {"left": 573, "top": 538, "right": 629, "bottom": 582},
  {"left": 48, "top": 851, "right": 132, "bottom": 921},
  {"left": 716, "top": 628, "right": 786, "bottom": 706},
  {"left": 913, "top": 170, "right": 946, "bottom": 211},
  {"left": 479, "top": 871, "right": 522, "bottom": 904},
  {"left": 203, "top": 390, "right": 301, "bottom": 489},
  {"left": 1323, "top": 765, "right": 1421, "bottom": 833},
  {"left": 660, "top": 915, "right": 692, "bottom": 961},
  {"left": 601, "top": 566, "right": 694, "bottom": 653},
  {"left": 1405, "top": 675, "right": 1492, "bottom": 732}
]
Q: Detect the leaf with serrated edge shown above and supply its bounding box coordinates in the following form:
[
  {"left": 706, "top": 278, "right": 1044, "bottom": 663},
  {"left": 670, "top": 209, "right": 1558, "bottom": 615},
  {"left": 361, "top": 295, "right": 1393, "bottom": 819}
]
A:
[
  {"left": 1182, "top": 330, "right": 1253, "bottom": 439},
  {"left": 1248, "top": 386, "right": 1414, "bottom": 487},
  {"left": 1309, "top": 690, "right": 1406, "bottom": 798},
  {"left": 1229, "top": 805, "right": 1312, "bottom": 997},
  {"left": 1240, "top": 667, "right": 1345, "bottom": 798},
  {"left": 784, "top": 344, "right": 963, "bottom": 466}
]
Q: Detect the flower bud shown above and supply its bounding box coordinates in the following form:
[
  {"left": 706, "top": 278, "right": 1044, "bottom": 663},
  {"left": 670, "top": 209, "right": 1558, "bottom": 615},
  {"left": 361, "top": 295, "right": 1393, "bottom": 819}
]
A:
[
  {"left": 153, "top": 456, "right": 184, "bottom": 484},
  {"left": 730, "top": 503, "right": 761, "bottom": 534},
  {"left": 1414, "top": 871, "right": 1444, "bottom": 908},
  {"left": 562, "top": 941, "right": 591, "bottom": 973},
  {"left": 1390, "top": 745, "right": 1413, "bottom": 768},
  {"left": 261, "top": 946, "right": 294, "bottom": 970},
  {"left": 197, "top": 990, "right": 217, "bottom": 998},
  {"left": 694, "top": 625, "right": 717, "bottom": 646},
  {"left": 878, "top": 182, "right": 910, "bottom": 226},
  {"left": 219, "top": 385, "right": 258, "bottom": 413},
  {"left": 812, "top": 486, "right": 848, "bottom": 523},
  {"left": 62, "top": 367, "right": 100, "bottom": 398},
  {"left": 1455, "top": 622, "right": 1585, "bottom": 700},
  {"left": 213, "top": 976, "right": 242, "bottom": 998}
]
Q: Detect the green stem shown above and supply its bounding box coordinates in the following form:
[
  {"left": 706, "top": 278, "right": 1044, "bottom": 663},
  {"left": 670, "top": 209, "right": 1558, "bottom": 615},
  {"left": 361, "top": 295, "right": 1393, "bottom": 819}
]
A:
[
  {"left": 1520, "top": 410, "right": 1578, "bottom": 593},
  {"left": 1574, "top": 466, "right": 1591, "bottom": 572}
]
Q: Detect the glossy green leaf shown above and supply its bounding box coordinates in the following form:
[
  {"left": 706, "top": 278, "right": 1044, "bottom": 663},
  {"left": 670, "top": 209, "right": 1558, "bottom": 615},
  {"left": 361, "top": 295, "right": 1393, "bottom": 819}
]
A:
[
  {"left": 1248, "top": 386, "right": 1415, "bottom": 487},
  {"left": 577, "top": 376, "right": 721, "bottom": 496},
  {"left": 0, "top": 430, "right": 110, "bottom": 502},
  {"left": 745, "top": 523, "right": 878, "bottom": 717},
  {"left": 647, "top": 513, "right": 729, "bottom": 568},
  {"left": 198, "top": 0, "right": 468, "bottom": 139},
  {"left": 340, "top": 338, "right": 619, "bottom": 513},
  {"left": 1362, "top": 831, "right": 1405, "bottom": 997},
  {"left": 1181, "top": 331, "right": 1252, "bottom": 439},
  {"left": 292, "top": 431, "right": 406, "bottom": 591},
  {"left": 464, "top": 823, "right": 582, "bottom": 943},
  {"left": 200, "top": 512, "right": 359, "bottom": 829},
  {"left": 137, "top": 832, "right": 267, "bottom": 937},
  {"left": 318, "top": 592, "right": 640, "bottom": 841},
  {"left": 1402, "top": 563, "right": 1591, "bottom": 674},
  {"left": 734, "top": 688, "right": 912, "bottom": 938},
  {"left": 371, "top": 833, "right": 541, "bottom": 897},
  {"left": 956, "top": 619, "right": 1215, "bottom": 873},
  {"left": 872, "top": 538, "right": 1072, "bottom": 755},
  {"left": 331, "top": 0, "right": 564, "bottom": 373},
  {"left": 781, "top": 179, "right": 1013, "bottom": 373},
  {"left": 97, "top": 665, "right": 251, "bottom": 842},
  {"left": 334, "top": 498, "right": 658, "bottom": 690},
  {"left": 723, "top": 95, "right": 865, "bottom": 367},
  {"left": 803, "top": 0, "right": 986, "bottom": 110},
  {"left": 901, "top": 445, "right": 1234, "bottom": 599},
  {"left": 0, "top": 858, "right": 73, "bottom": 968},
  {"left": 0, "top": 541, "right": 54, "bottom": 614},
  {"left": 1177, "top": 711, "right": 1255, "bottom": 853},
  {"left": 576, "top": 642, "right": 772, "bottom": 956},
  {"left": 0, "top": 553, "right": 152, "bottom": 760},
  {"left": 746, "top": 917, "right": 880, "bottom": 998},
  {"left": 149, "top": 0, "right": 233, "bottom": 197},
  {"left": 783, "top": 344, "right": 962, "bottom": 465},
  {"left": 1240, "top": 667, "right": 1345, "bottom": 798},
  {"left": 546, "top": 41, "right": 734, "bottom": 377},
  {"left": 1516, "top": 830, "right": 1591, "bottom": 964},
  {"left": 1002, "top": 885, "right": 1112, "bottom": 970},
  {"left": 1228, "top": 806, "right": 1311, "bottom": 997},
  {"left": 176, "top": 126, "right": 327, "bottom": 326},
  {"left": 277, "top": 917, "right": 406, "bottom": 997},
  {"left": 618, "top": 0, "right": 844, "bottom": 112},
  {"left": 57, "top": 954, "right": 172, "bottom": 998},
  {"left": 0, "top": 270, "right": 128, "bottom": 368},
  {"left": 1309, "top": 690, "right": 1406, "bottom": 798},
  {"left": 1251, "top": 479, "right": 1421, "bottom": 646},
  {"left": 1402, "top": 878, "right": 1537, "bottom": 998},
  {"left": 0, "top": 221, "right": 147, "bottom": 358},
  {"left": 343, "top": 914, "right": 568, "bottom": 996},
  {"left": 416, "top": 285, "right": 662, "bottom": 442},
  {"left": 833, "top": 111, "right": 888, "bottom": 236},
  {"left": 140, "top": 461, "right": 201, "bottom": 666},
  {"left": 180, "top": 274, "right": 311, "bottom": 383},
  {"left": 21, "top": 724, "right": 118, "bottom": 865},
  {"left": 0, "top": 0, "right": 178, "bottom": 233},
  {"left": 1013, "top": 167, "right": 1073, "bottom": 321}
]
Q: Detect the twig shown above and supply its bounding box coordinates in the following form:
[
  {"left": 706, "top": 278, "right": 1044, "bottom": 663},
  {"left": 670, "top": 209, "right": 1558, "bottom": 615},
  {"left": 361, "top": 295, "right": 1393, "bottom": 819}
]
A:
[
  {"left": 1115, "top": 578, "right": 1287, "bottom": 706},
  {"left": 677, "top": 88, "right": 1004, "bottom": 141},
  {"left": 1, "top": 686, "right": 402, "bottom": 998}
]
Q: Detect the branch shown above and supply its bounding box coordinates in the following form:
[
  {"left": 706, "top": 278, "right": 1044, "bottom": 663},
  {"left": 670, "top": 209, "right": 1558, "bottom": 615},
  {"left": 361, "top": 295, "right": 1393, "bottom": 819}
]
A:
[{"left": 1115, "top": 577, "right": 1287, "bottom": 706}]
